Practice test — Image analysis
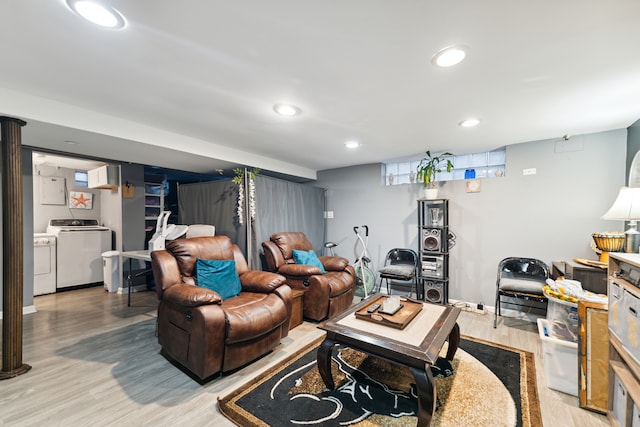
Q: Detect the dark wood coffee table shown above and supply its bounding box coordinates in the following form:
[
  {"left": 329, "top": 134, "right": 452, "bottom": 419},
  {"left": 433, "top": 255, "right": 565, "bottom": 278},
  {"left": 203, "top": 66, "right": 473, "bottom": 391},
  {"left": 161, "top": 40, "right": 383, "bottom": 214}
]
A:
[{"left": 317, "top": 294, "right": 460, "bottom": 427}]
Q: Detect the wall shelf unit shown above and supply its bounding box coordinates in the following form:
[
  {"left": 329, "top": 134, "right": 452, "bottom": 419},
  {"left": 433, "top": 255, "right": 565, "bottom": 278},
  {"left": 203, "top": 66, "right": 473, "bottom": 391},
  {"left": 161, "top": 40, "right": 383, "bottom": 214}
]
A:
[
  {"left": 607, "top": 253, "right": 640, "bottom": 426},
  {"left": 417, "top": 198, "right": 451, "bottom": 304},
  {"left": 144, "top": 181, "right": 165, "bottom": 233}
]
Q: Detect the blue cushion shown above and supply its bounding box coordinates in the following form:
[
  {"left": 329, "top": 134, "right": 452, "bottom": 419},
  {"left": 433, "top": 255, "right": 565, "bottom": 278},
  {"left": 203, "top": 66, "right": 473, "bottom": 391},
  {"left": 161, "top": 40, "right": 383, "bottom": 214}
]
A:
[
  {"left": 292, "top": 249, "right": 326, "bottom": 274},
  {"left": 195, "top": 259, "right": 241, "bottom": 300}
]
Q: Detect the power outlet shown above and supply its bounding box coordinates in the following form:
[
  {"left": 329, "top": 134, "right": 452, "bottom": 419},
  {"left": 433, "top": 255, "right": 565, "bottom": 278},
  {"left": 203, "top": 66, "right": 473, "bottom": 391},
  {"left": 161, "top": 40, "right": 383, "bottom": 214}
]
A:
[
  {"left": 523, "top": 168, "right": 537, "bottom": 176},
  {"left": 454, "top": 301, "right": 487, "bottom": 315}
]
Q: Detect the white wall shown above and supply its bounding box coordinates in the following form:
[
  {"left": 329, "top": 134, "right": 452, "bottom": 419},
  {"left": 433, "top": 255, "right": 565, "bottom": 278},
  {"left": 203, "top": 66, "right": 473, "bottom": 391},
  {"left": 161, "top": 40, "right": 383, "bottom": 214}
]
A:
[
  {"left": 314, "top": 129, "right": 627, "bottom": 308},
  {"left": 32, "top": 164, "right": 102, "bottom": 233}
]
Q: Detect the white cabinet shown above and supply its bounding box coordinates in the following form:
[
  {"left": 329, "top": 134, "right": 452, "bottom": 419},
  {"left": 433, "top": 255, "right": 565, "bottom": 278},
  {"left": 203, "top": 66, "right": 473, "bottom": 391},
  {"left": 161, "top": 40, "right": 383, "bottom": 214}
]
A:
[{"left": 88, "top": 165, "right": 119, "bottom": 189}]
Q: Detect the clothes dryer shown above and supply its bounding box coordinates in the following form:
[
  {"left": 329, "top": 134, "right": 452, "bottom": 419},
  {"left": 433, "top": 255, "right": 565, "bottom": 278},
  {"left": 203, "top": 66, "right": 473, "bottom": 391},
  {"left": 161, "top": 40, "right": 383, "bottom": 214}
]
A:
[{"left": 34, "top": 233, "right": 56, "bottom": 296}]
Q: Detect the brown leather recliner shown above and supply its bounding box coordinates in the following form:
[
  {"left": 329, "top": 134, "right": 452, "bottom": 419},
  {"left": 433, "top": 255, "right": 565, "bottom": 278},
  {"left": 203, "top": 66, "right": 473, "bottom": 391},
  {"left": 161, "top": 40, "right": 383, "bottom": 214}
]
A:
[
  {"left": 262, "top": 232, "right": 355, "bottom": 321},
  {"left": 151, "top": 235, "right": 292, "bottom": 381}
]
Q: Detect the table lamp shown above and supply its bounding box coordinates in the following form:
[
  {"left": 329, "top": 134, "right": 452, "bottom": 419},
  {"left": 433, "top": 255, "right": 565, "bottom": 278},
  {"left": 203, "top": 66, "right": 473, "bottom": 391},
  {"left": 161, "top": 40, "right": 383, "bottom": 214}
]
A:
[{"left": 602, "top": 186, "right": 640, "bottom": 253}]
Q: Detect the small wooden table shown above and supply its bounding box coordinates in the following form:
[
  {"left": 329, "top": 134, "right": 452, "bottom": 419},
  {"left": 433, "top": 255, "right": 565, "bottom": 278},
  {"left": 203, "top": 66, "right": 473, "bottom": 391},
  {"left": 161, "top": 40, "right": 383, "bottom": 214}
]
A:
[
  {"left": 317, "top": 294, "right": 460, "bottom": 427},
  {"left": 289, "top": 289, "right": 305, "bottom": 329}
]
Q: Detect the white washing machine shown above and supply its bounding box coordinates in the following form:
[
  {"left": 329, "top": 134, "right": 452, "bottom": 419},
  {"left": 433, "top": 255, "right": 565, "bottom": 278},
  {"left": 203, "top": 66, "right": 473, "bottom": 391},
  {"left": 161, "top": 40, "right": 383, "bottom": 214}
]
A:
[
  {"left": 47, "top": 219, "right": 112, "bottom": 289},
  {"left": 34, "top": 233, "right": 56, "bottom": 296}
]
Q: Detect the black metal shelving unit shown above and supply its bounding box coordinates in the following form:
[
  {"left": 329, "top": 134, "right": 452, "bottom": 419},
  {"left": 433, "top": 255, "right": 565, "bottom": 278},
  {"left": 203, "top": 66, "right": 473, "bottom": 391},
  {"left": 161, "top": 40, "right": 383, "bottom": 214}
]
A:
[{"left": 417, "top": 198, "right": 450, "bottom": 304}]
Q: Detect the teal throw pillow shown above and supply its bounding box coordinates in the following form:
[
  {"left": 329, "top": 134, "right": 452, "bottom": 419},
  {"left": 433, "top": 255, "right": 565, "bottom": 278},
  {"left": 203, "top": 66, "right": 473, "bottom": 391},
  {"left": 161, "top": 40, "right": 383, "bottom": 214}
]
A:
[
  {"left": 292, "top": 249, "right": 326, "bottom": 274},
  {"left": 195, "top": 258, "right": 241, "bottom": 300}
]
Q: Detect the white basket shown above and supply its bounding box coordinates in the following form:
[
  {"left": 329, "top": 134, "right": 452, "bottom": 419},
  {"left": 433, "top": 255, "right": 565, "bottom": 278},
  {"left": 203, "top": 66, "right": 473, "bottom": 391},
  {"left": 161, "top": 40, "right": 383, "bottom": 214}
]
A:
[
  {"left": 622, "top": 289, "right": 640, "bottom": 364},
  {"left": 537, "top": 318, "right": 578, "bottom": 396},
  {"left": 609, "top": 281, "right": 625, "bottom": 341}
]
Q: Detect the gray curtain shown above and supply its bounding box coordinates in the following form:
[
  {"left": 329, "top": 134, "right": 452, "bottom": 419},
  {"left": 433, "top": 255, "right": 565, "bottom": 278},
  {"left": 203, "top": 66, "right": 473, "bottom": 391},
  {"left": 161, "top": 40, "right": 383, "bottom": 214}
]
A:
[
  {"left": 177, "top": 175, "right": 326, "bottom": 270},
  {"left": 177, "top": 179, "right": 247, "bottom": 254},
  {"left": 252, "top": 175, "right": 325, "bottom": 269}
]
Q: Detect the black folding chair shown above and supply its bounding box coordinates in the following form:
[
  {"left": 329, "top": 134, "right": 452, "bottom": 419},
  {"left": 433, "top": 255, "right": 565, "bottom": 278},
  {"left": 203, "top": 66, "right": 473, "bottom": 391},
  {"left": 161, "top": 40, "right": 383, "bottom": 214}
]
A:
[
  {"left": 377, "top": 248, "right": 419, "bottom": 297},
  {"left": 493, "top": 257, "right": 550, "bottom": 328}
]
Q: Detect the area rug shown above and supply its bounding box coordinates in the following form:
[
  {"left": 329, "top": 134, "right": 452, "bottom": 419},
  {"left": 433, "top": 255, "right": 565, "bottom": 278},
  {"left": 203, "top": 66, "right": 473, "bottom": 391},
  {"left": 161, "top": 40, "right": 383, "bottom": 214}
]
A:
[{"left": 218, "top": 335, "right": 542, "bottom": 427}]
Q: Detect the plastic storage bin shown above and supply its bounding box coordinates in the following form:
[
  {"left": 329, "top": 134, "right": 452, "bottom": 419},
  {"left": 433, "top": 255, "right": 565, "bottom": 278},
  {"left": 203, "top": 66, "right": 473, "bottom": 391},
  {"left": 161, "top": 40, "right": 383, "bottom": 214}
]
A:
[
  {"left": 102, "top": 251, "right": 120, "bottom": 293},
  {"left": 609, "top": 280, "right": 625, "bottom": 341},
  {"left": 622, "top": 289, "right": 640, "bottom": 364},
  {"left": 537, "top": 318, "right": 578, "bottom": 396},
  {"left": 544, "top": 290, "right": 579, "bottom": 342},
  {"left": 612, "top": 373, "right": 628, "bottom": 426}
]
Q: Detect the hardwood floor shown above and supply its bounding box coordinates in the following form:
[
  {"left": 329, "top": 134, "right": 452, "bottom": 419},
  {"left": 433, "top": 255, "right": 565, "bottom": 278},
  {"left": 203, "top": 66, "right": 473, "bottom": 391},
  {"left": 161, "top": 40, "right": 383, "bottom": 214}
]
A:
[{"left": 1, "top": 287, "right": 610, "bottom": 426}]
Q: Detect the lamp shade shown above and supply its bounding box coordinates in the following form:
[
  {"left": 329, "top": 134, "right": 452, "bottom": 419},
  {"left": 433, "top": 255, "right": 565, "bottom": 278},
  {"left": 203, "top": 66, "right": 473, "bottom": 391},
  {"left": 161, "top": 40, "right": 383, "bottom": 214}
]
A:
[{"left": 602, "top": 187, "right": 640, "bottom": 220}]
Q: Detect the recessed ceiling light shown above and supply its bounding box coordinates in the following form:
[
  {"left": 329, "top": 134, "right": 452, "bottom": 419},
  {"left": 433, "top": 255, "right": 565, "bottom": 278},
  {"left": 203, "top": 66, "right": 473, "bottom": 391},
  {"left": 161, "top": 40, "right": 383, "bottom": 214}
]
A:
[
  {"left": 459, "top": 118, "right": 481, "bottom": 128},
  {"left": 273, "top": 104, "right": 302, "bottom": 116},
  {"left": 64, "top": 140, "right": 80, "bottom": 145},
  {"left": 66, "top": 0, "right": 126, "bottom": 29},
  {"left": 431, "top": 45, "right": 468, "bottom": 67},
  {"left": 344, "top": 140, "right": 360, "bottom": 149}
]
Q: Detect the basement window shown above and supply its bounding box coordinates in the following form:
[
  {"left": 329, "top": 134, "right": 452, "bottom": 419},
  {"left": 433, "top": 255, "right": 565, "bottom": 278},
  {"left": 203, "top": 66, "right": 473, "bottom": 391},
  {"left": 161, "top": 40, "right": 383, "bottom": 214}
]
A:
[
  {"left": 75, "top": 171, "right": 88, "bottom": 187},
  {"left": 384, "top": 148, "right": 506, "bottom": 186}
]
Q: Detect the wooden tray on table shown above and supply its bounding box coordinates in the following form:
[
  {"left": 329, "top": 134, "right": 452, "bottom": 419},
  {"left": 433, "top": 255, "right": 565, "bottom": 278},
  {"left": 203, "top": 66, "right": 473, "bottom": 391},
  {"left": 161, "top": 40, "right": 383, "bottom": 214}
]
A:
[{"left": 355, "top": 295, "right": 423, "bottom": 330}]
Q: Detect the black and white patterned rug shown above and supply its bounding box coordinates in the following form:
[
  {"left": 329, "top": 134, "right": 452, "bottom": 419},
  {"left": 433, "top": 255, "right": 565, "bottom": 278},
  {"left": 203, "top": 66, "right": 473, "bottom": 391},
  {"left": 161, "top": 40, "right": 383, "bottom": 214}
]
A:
[{"left": 218, "top": 335, "right": 541, "bottom": 426}]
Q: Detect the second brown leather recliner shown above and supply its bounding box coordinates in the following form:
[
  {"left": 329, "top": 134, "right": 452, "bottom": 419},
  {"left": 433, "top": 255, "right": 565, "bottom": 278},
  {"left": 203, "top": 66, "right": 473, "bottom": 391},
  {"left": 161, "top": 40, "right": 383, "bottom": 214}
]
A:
[{"left": 262, "top": 231, "right": 355, "bottom": 321}]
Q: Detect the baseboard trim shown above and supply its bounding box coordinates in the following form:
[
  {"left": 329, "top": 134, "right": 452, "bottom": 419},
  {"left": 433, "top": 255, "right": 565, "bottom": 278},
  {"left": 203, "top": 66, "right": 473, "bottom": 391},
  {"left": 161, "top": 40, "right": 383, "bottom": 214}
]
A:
[
  {"left": 117, "top": 284, "right": 147, "bottom": 294},
  {"left": 0, "top": 304, "right": 37, "bottom": 319}
]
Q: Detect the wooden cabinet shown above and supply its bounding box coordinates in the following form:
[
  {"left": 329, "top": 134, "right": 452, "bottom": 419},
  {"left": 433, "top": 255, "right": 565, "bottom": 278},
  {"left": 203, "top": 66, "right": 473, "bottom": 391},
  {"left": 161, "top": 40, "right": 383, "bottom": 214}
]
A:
[
  {"left": 607, "top": 253, "right": 640, "bottom": 426},
  {"left": 578, "top": 300, "right": 608, "bottom": 413},
  {"left": 553, "top": 260, "right": 608, "bottom": 295},
  {"left": 289, "top": 289, "right": 305, "bottom": 330}
]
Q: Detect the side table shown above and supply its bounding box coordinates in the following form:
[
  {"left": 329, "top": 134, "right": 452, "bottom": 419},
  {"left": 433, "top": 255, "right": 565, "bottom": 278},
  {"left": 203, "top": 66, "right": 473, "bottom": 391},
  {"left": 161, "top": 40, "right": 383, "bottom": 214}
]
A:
[
  {"left": 120, "top": 250, "right": 152, "bottom": 306},
  {"left": 551, "top": 260, "right": 607, "bottom": 294},
  {"left": 289, "top": 289, "right": 305, "bottom": 329},
  {"left": 317, "top": 294, "right": 460, "bottom": 426}
]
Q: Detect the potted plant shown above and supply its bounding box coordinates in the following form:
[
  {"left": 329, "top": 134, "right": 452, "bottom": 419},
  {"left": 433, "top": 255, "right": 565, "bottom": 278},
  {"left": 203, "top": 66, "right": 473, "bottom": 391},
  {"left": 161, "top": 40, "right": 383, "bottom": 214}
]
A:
[{"left": 416, "top": 151, "right": 454, "bottom": 199}]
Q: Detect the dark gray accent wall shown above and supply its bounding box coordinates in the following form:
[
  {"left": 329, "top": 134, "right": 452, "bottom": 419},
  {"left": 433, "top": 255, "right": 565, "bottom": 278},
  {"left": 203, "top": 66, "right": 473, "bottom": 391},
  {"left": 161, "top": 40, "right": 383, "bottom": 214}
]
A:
[
  {"left": 314, "top": 129, "right": 627, "bottom": 308},
  {"left": 22, "top": 148, "right": 34, "bottom": 310},
  {"left": 120, "top": 163, "right": 145, "bottom": 252},
  {"left": 627, "top": 118, "right": 640, "bottom": 182}
]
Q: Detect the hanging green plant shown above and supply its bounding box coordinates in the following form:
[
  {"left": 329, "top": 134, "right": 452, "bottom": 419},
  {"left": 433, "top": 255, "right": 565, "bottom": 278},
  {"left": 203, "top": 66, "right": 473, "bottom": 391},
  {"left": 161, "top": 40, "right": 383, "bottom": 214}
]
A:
[
  {"left": 232, "top": 167, "right": 260, "bottom": 183},
  {"left": 233, "top": 167, "right": 261, "bottom": 224},
  {"left": 231, "top": 168, "right": 244, "bottom": 185}
]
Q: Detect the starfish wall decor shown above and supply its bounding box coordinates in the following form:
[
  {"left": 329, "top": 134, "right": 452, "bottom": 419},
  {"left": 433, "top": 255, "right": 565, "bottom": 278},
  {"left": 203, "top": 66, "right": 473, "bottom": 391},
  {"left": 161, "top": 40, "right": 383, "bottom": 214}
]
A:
[{"left": 69, "top": 191, "right": 93, "bottom": 209}]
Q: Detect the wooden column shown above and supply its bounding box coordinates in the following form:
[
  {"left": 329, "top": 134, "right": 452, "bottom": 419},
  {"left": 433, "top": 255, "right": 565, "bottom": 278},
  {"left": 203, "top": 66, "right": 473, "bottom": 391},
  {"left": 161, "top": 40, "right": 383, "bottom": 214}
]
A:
[{"left": 0, "top": 116, "right": 31, "bottom": 379}]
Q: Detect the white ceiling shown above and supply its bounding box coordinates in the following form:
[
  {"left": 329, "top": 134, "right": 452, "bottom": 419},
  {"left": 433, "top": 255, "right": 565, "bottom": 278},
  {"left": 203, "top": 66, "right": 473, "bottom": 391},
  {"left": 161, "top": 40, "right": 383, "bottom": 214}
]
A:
[{"left": 2, "top": 1, "right": 640, "bottom": 180}]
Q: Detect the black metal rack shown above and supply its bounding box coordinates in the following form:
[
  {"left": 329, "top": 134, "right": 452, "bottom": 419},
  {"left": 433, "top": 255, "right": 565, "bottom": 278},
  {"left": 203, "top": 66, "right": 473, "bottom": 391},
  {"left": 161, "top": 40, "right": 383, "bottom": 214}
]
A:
[{"left": 417, "top": 198, "right": 450, "bottom": 304}]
